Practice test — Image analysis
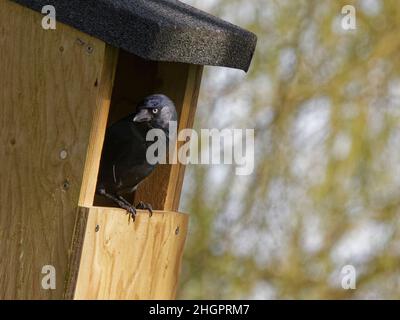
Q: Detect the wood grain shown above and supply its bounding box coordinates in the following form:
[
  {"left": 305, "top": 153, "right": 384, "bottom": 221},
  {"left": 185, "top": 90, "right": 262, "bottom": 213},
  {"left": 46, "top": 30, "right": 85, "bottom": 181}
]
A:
[
  {"left": 0, "top": 1, "right": 112, "bottom": 299},
  {"left": 64, "top": 207, "right": 89, "bottom": 300},
  {"left": 73, "top": 207, "right": 188, "bottom": 300},
  {"left": 164, "top": 65, "right": 203, "bottom": 211}
]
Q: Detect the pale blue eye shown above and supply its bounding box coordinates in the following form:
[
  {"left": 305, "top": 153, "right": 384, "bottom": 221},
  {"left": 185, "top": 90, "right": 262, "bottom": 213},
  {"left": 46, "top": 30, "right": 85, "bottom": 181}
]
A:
[{"left": 152, "top": 109, "right": 159, "bottom": 114}]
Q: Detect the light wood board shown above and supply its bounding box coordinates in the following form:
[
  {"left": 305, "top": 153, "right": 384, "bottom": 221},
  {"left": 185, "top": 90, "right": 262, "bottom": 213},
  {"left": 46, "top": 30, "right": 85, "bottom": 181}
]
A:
[
  {"left": 73, "top": 207, "right": 188, "bottom": 300},
  {"left": 0, "top": 0, "right": 113, "bottom": 299}
]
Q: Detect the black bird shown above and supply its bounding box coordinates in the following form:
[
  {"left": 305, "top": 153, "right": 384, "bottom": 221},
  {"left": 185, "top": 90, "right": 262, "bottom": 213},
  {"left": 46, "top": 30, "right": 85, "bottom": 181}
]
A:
[{"left": 96, "top": 94, "right": 177, "bottom": 220}]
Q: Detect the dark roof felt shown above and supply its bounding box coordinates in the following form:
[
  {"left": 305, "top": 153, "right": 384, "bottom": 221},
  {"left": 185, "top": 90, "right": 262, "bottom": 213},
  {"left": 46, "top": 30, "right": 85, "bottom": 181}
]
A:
[{"left": 12, "top": 0, "right": 257, "bottom": 71}]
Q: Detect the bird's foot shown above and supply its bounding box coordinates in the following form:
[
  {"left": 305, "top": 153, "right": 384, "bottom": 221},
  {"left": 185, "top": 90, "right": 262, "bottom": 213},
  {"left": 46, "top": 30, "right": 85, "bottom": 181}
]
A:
[
  {"left": 117, "top": 196, "right": 137, "bottom": 221},
  {"left": 124, "top": 204, "right": 137, "bottom": 222},
  {"left": 136, "top": 201, "right": 153, "bottom": 217},
  {"left": 97, "top": 190, "right": 137, "bottom": 222}
]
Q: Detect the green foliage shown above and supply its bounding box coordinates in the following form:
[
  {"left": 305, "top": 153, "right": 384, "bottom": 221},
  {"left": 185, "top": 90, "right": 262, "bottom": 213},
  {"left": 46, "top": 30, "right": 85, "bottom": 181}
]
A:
[{"left": 180, "top": 0, "right": 400, "bottom": 299}]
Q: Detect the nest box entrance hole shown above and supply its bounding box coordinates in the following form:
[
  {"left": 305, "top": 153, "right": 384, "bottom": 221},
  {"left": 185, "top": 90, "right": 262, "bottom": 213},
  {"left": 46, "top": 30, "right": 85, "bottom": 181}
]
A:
[{"left": 91, "top": 50, "right": 202, "bottom": 212}]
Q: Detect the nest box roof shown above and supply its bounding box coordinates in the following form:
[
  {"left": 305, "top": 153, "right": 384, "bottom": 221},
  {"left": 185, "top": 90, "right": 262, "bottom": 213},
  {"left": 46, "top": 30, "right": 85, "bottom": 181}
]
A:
[{"left": 12, "top": 0, "right": 257, "bottom": 72}]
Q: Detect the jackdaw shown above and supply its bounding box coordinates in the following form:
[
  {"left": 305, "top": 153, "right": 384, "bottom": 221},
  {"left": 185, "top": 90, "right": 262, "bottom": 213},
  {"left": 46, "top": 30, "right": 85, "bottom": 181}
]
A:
[{"left": 96, "top": 94, "right": 177, "bottom": 220}]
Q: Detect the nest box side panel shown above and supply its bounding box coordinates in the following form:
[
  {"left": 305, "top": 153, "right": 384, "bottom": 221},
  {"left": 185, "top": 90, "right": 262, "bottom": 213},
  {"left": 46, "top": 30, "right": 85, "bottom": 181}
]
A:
[
  {"left": 163, "top": 65, "right": 203, "bottom": 211},
  {"left": 0, "top": 1, "right": 114, "bottom": 299},
  {"left": 72, "top": 208, "right": 188, "bottom": 300}
]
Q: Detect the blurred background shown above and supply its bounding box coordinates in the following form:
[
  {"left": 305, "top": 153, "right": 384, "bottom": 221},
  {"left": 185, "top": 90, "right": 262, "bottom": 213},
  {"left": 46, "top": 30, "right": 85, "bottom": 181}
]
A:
[{"left": 178, "top": 0, "right": 400, "bottom": 299}]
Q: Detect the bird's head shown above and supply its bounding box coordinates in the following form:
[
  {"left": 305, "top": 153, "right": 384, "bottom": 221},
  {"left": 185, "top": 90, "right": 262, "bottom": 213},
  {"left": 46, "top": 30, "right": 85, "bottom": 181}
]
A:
[{"left": 133, "top": 94, "right": 177, "bottom": 131}]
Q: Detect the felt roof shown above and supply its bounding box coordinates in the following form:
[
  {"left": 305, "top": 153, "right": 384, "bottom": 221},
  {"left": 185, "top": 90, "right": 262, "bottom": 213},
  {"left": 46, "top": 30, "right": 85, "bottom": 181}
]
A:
[{"left": 13, "top": 0, "right": 257, "bottom": 71}]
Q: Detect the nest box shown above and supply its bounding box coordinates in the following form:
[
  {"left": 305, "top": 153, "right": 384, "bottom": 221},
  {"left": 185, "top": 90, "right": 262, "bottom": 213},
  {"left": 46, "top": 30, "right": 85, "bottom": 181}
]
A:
[{"left": 0, "top": 0, "right": 256, "bottom": 299}]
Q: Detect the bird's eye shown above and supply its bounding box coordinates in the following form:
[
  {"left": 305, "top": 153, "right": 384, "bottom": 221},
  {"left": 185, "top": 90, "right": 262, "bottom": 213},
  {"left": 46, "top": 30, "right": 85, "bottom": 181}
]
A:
[{"left": 152, "top": 109, "right": 159, "bottom": 114}]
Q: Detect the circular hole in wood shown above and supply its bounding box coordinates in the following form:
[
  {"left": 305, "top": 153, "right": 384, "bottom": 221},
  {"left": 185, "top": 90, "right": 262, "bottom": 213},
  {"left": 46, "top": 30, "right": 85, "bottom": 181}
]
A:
[{"left": 62, "top": 180, "right": 70, "bottom": 190}]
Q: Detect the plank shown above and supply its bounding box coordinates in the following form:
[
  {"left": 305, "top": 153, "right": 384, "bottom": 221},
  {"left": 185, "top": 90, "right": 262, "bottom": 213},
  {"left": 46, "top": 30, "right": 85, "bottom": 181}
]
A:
[
  {"left": 78, "top": 46, "right": 119, "bottom": 206},
  {"left": 0, "top": 0, "right": 112, "bottom": 299},
  {"left": 73, "top": 207, "right": 189, "bottom": 300},
  {"left": 164, "top": 65, "right": 203, "bottom": 211},
  {"left": 64, "top": 207, "right": 89, "bottom": 300}
]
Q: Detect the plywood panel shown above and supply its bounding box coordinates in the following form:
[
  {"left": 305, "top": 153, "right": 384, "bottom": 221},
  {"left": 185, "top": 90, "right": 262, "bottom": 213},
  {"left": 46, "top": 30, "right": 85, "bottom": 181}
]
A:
[
  {"left": 164, "top": 65, "right": 203, "bottom": 211},
  {"left": 0, "top": 1, "right": 114, "bottom": 299},
  {"left": 73, "top": 207, "right": 188, "bottom": 300},
  {"left": 78, "top": 47, "right": 119, "bottom": 206}
]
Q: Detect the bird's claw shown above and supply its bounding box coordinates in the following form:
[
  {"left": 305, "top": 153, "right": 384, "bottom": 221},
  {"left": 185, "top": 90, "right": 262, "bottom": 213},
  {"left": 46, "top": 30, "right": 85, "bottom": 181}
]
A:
[
  {"left": 136, "top": 201, "right": 153, "bottom": 217},
  {"left": 125, "top": 205, "right": 137, "bottom": 222}
]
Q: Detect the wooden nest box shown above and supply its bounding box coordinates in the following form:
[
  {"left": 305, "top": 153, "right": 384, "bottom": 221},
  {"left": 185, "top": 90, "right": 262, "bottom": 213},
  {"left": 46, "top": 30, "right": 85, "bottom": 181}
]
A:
[{"left": 0, "top": 0, "right": 256, "bottom": 299}]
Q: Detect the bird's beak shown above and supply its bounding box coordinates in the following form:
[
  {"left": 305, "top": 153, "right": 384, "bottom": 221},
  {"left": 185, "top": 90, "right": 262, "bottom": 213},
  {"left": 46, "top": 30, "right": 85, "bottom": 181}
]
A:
[{"left": 133, "top": 109, "right": 152, "bottom": 123}]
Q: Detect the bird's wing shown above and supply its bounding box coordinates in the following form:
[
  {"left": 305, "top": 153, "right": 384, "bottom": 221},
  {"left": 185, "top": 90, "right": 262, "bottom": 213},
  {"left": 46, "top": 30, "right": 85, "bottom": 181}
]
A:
[
  {"left": 113, "top": 157, "right": 155, "bottom": 195},
  {"left": 98, "top": 116, "right": 155, "bottom": 194}
]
